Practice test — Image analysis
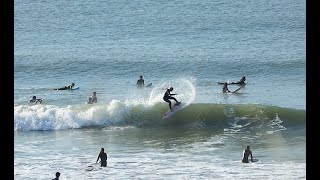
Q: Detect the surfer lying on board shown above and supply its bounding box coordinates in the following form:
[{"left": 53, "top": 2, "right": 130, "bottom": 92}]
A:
[
  {"left": 163, "top": 87, "right": 180, "bottom": 111},
  {"left": 232, "top": 76, "right": 246, "bottom": 85},
  {"left": 54, "top": 83, "right": 75, "bottom": 90},
  {"left": 242, "top": 146, "right": 253, "bottom": 163},
  {"left": 218, "top": 76, "right": 246, "bottom": 85}
]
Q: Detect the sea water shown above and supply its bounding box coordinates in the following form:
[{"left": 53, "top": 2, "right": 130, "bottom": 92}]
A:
[{"left": 14, "top": 0, "right": 306, "bottom": 179}]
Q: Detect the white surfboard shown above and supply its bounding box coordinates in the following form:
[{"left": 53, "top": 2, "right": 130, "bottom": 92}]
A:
[
  {"left": 162, "top": 102, "right": 183, "bottom": 119},
  {"left": 85, "top": 165, "right": 94, "bottom": 171}
]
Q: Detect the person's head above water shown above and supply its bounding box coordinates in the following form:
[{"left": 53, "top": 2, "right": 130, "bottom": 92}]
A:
[
  {"left": 246, "top": 146, "right": 250, "bottom": 149},
  {"left": 55, "top": 172, "right": 60, "bottom": 177},
  {"left": 32, "top": 96, "right": 36, "bottom": 100},
  {"left": 140, "top": 75, "right": 143, "bottom": 79},
  {"left": 169, "top": 87, "right": 173, "bottom": 91},
  {"left": 71, "top": 83, "right": 75, "bottom": 86}
]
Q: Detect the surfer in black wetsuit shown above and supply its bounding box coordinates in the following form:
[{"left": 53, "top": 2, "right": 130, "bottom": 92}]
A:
[
  {"left": 136, "top": 76, "right": 145, "bottom": 88},
  {"left": 96, "top": 148, "right": 107, "bottom": 167},
  {"left": 92, "top": 92, "right": 97, "bottom": 103},
  {"left": 163, "top": 87, "right": 180, "bottom": 111},
  {"left": 222, "top": 82, "right": 231, "bottom": 93},
  {"left": 242, "top": 146, "right": 253, "bottom": 163},
  {"left": 232, "top": 76, "right": 246, "bottom": 85},
  {"left": 54, "top": 83, "right": 75, "bottom": 90},
  {"left": 52, "top": 172, "right": 60, "bottom": 180},
  {"left": 29, "top": 96, "right": 42, "bottom": 104}
]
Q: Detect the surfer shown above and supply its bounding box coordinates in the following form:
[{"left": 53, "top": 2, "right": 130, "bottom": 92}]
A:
[
  {"left": 91, "top": 92, "right": 97, "bottom": 103},
  {"left": 242, "top": 146, "right": 253, "bottom": 163},
  {"left": 136, "top": 75, "right": 145, "bottom": 88},
  {"left": 96, "top": 148, "right": 107, "bottom": 167},
  {"left": 87, "top": 97, "right": 93, "bottom": 104},
  {"left": 52, "top": 172, "right": 60, "bottom": 180},
  {"left": 232, "top": 76, "right": 246, "bottom": 85},
  {"left": 218, "top": 76, "right": 246, "bottom": 85},
  {"left": 222, "top": 82, "right": 231, "bottom": 93},
  {"left": 29, "top": 96, "right": 42, "bottom": 104},
  {"left": 163, "top": 87, "right": 180, "bottom": 111},
  {"left": 54, "top": 83, "right": 75, "bottom": 90}
]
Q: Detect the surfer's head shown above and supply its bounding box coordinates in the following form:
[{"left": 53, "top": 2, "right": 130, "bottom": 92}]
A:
[
  {"left": 140, "top": 75, "right": 143, "bottom": 79},
  {"left": 71, "top": 83, "right": 75, "bottom": 86},
  {"left": 169, "top": 87, "right": 173, "bottom": 91},
  {"left": 247, "top": 146, "right": 250, "bottom": 149}
]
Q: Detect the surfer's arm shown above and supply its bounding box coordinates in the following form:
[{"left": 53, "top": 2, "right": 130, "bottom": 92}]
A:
[{"left": 96, "top": 155, "right": 100, "bottom": 163}]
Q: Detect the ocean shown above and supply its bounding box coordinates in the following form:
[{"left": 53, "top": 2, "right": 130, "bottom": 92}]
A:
[{"left": 14, "top": 0, "right": 306, "bottom": 179}]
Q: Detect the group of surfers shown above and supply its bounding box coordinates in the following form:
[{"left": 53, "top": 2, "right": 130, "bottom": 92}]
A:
[{"left": 30, "top": 76, "right": 246, "bottom": 112}]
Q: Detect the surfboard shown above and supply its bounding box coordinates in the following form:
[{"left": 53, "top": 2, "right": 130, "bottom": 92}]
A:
[
  {"left": 145, "top": 83, "right": 152, "bottom": 87},
  {"left": 162, "top": 102, "right": 183, "bottom": 119},
  {"left": 54, "top": 86, "right": 80, "bottom": 90},
  {"left": 251, "top": 159, "right": 259, "bottom": 162},
  {"left": 85, "top": 165, "right": 94, "bottom": 171},
  {"left": 231, "top": 86, "right": 243, "bottom": 93}
]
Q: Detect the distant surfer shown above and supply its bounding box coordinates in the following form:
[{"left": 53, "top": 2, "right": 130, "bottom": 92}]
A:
[
  {"left": 29, "top": 96, "right": 42, "bottom": 104},
  {"left": 136, "top": 75, "right": 145, "bottom": 88},
  {"left": 163, "top": 87, "right": 180, "bottom": 111},
  {"left": 218, "top": 76, "right": 246, "bottom": 85},
  {"left": 232, "top": 76, "right": 246, "bottom": 85},
  {"left": 242, "top": 146, "right": 253, "bottom": 163},
  {"left": 54, "top": 83, "right": 75, "bottom": 90},
  {"left": 87, "top": 97, "right": 93, "bottom": 104},
  {"left": 96, "top": 148, "right": 107, "bottom": 167},
  {"left": 222, "top": 82, "right": 231, "bottom": 93},
  {"left": 52, "top": 172, "right": 60, "bottom": 180},
  {"left": 91, "top": 92, "right": 97, "bottom": 103}
]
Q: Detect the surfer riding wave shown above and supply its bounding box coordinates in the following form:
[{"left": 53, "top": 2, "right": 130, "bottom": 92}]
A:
[{"left": 163, "top": 87, "right": 180, "bottom": 111}]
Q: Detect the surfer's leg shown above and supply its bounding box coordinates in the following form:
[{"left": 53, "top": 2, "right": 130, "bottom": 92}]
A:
[
  {"left": 168, "top": 96, "right": 178, "bottom": 103},
  {"left": 164, "top": 98, "right": 172, "bottom": 110}
]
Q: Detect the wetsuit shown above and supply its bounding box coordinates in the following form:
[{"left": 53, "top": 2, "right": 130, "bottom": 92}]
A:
[
  {"left": 30, "top": 99, "right": 42, "bottom": 104},
  {"left": 136, "top": 79, "right": 144, "bottom": 88},
  {"left": 242, "top": 149, "right": 252, "bottom": 163},
  {"left": 54, "top": 85, "right": 73, "bottom": 90},
  {"left": 222, "top": 84, "right": 230, "bottom": 93},
  {"left": 163, "top": 89, "right": 178, "bottom": 110},
  {"left": 98, "top": 153, "right": 107, "bottom": 167}
]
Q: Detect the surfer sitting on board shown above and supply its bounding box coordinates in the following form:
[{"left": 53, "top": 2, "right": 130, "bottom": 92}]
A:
[
  {"left": 222, "top": 82, "right": 231, "bottom": 93},
  {"left": 54, "top": 83, "right": 75, "bottom": 90},
  {"left": 242, "top": 146, "right": 253, "bottom": 163},
  {"left": 136, "top": 75, "right": 145, "bottom": 88},
  {"left": 163, "top": 87, "right": 180, "bottom": 111}
]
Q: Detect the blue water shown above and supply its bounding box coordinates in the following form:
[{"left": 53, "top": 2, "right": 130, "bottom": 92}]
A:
[{"left": 14, "top": 0, "right": 306, "bottom": 179}]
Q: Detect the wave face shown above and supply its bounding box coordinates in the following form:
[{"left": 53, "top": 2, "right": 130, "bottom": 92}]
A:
[{"left": 14, "top": 102, "right": 305, "bottom": 131}]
